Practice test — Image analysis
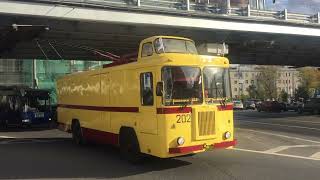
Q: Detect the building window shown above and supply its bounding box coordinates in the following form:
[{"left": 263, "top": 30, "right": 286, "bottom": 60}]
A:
[
  {"left": 234, "top": 88, "right": 237, "bottom": 92},
  {"left": 140, "top": 72, "right": 153, "bottom": 106},
  {"left": 245, "top": 80, "right": 248, "bottom": 84},
  {"left": 289, "top": 80, "right": 291, "bottom": 83},
  {"left": 251, "top": 80, "right": 254, "bottom": 84},
  {"left": 286, "top": 73, "right": 288, "bottom": 77},
  {"left": 286, "top": 80, "right": 288, "bottom": 84},
  {"left": 234, "top": 80, "right": 237, "bottom": 84}
]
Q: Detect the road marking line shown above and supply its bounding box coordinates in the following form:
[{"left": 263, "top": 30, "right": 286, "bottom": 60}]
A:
[
  {"left": 239, "top": 120, "right": 320, "bottom": 131},
  {"left": 264, "top": 146, "right": 290, "bottom": 153},
  {"left": 310, "top": 152, "right": 320, "bottom": 159},
  {"left": 281, "top": 119, "right": 320, "bottom": 124},
  {"left": 237, "top": 128, "right": 320, "bottom": 144},
  {"left": 264, "top": 145, "right": 320, "bottom": 153},
  {"left": 0, "top": 136, "right": 15, "bottom": 138},
  {"left": 233, "top": 148, "right": 320, "bottom": 161}
]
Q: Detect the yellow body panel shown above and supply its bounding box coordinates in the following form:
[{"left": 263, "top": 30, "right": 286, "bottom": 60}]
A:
[{"left": 57, "top": 36, "right": 235, "bottom": 158}]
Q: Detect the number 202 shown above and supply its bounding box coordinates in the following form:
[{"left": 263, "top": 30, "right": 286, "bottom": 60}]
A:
[{"left": 176, "top": 114, "right": 191, "bottom": 123}]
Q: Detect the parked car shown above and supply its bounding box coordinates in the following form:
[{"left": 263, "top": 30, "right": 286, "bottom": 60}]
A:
[
  {"left": 298, "top": 98, "right": 320, "bottom": 114},
  {"left": 244, "top": 100, "right": 256, "bottom": 110},
  {"left": 257, "top": 101, "right": 286, "bottom": 112},
  {"left": 233, "top": 100, "right": 244, "bottom": 110},
  {"left": 285, "top": 102, "right": 299, "bottom": 112}
]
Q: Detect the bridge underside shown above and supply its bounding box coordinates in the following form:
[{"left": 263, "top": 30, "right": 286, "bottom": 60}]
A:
[{"left": 0, "top": 1, "right": 320, "bottom": 66}]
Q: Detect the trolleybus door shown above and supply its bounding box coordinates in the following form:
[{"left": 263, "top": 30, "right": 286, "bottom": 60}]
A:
[{"left": 139, "top": 71, "right": 158, "bottom": 135}]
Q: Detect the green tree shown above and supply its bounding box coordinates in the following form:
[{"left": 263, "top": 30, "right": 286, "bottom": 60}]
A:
[
  {"left": 256, "top": 66, "right": 278, "bottom": 100},
  {"left": 246, "top": 85, "right": 258, "bottom": 99},
  {"left": 294, "top": 86, "right": 310, "bottom": 101},
  {"left": 240, "top": 94, "right": 250, "bottom": 101},
  {"left": 279, "top": 90, "right": 289, "bottom": 102}
]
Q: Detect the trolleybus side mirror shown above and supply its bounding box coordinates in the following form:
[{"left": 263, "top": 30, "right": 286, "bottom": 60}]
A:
[{"left": 156, "top": 82, "right": 164, "bottom": 96}]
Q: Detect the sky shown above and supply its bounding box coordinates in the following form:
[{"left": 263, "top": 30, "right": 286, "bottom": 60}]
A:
[{"left": 265, "top": 0, "right": 320, "bottom": 14}]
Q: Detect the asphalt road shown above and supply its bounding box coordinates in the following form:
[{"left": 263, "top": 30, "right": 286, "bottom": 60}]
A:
[{"left": 0, "top": 111, "right": 320, "bottom": 180}]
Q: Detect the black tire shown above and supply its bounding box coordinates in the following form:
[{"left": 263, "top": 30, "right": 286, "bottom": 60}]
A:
[
  {"left": 72, "top": 120, "right": 86, "bottom": 145},
  {"left": 119, "top": 128, "right": 143, "bottom": 164},
  {"left": 298, "top": 108, "right": 303, "bottom": 114}
]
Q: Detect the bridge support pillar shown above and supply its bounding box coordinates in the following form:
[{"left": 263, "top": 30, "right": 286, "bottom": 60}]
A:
[
  {"left": 317, "top": 12, "right": 320, "bottom": 23},
  {"left": 137, "top": 0, "right": 140, "bottom": 7},
  {"left": 186, "top": 0, "right": 190, "bottom": 11},
  {"left": 226, "top": 0, "right": 231, "bottom": 14},
  {"left": 247, "top": 4, "right": 250, "bottom": 17},
  {"left": 284, "top": 9, "right": 288, "bottom": 20}
]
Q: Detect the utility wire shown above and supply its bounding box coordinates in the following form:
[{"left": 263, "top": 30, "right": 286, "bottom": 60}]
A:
[{"left": 35, "top": 39, "right": 49, "bottom": 60}]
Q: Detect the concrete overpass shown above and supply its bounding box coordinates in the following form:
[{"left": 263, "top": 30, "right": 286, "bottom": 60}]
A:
[{"left": 0, "top": 0, "right": 320, "bottom": 66}]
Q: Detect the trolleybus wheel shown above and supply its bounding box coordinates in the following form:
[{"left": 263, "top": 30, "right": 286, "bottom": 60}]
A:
[
  {"left": 72, "top": 120, "right": 86, "bottom": 145},
  {"left": 120, "top": 128, "right": 143, "bottom": 164}
]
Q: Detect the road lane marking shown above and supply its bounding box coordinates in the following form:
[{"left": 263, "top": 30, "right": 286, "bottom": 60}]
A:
[
  {"left": 239, "top": 120, "right": 320, "bottom": 131},
  {"left": 264, "top": 146, "right": 291, "bottom": 153},
  {"left": 264, "top": 145, "right": 320, "bottom": 153},
  {"left": 0, "top": 136, "right": 15, "bottom": 138},
  {"left": 310, "top": 152, "right": 320, "bottom": 159},
  {"left": 281, "top": 119, "right": 320, "bottom": 124},
  {"left": 237, "top": 128, "right": 320, "bottom": 144},
  {"left": 233, "top": 148, "right": 320, "bottom": 161}
]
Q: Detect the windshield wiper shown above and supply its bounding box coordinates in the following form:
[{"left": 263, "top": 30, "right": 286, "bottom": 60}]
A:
[{"left": 217, "top": 88, "right": 226, "bottom": 107}]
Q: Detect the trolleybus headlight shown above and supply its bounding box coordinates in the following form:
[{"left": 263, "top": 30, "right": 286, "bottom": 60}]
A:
[
  {"left": 224, "top": 131, "right": 231, "bottom": 139},
  {"left": 177, "top": 137, "right": 185, "bottom": 146}
]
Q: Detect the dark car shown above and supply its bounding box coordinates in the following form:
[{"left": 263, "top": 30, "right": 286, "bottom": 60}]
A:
[
  {"left": 257, "top": 101, "right": 286, "bottom": 112},
  {"left": 298, "top": 98, "right": 320, "bottom": 114},
  {"left": 285, "top": 102, "right": 299, "bottom": 112},
  {"left": 244, "top": 100, "right": 256, "bottom": 110}
]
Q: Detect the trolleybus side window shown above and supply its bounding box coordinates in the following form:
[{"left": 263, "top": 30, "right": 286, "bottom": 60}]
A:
[
  {"left": 141, "top": 43, "right": 153, "bottom": 57},
  {"left": 140, "top": 72, "right": 154, "bottom": 106}
]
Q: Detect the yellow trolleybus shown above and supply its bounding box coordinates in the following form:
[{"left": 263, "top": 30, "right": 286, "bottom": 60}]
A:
[{"left": 57, "top": 36, "right": 236, "bottom": 162}]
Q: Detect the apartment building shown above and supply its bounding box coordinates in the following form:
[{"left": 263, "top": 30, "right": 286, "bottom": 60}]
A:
[{"left": 230, "top": 65, "right": 300, "bottom": 99}]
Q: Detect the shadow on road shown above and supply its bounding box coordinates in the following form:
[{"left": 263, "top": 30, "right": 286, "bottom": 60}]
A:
[
  {"left": 234, "top": 110, "right": 316, "bottom": 119},
  {"left": 0, "top": 124, "right": 57, "bottom": 133},
  {"left": 0, "top": 139, "right": 191, "bottom": 179}
]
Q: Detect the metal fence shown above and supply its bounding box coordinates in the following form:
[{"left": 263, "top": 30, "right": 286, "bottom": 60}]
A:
[{"left": 26, "top": 0, "right": 320, "bottom": 25}]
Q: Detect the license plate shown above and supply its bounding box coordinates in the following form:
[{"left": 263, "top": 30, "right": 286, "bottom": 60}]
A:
[{"left": 35, "top": 112, "right": 44, "bottom": 118}]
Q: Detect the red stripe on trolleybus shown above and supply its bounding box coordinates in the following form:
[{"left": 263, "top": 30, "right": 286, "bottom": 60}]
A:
[
  {"left": 58, "top": 104, "right": 139, "bottom": 112},
  {"left": 157, "top": 107, "right": 192, "bottom": 114}
]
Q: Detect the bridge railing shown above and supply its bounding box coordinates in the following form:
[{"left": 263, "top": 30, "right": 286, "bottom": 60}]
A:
[{"left": 27, "top": 0, "right": 320, "bottom": 25}]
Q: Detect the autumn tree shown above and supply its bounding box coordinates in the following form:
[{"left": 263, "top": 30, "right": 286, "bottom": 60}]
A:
[{"left": 298, "top": 67, "right": 320, "bottom": 98}]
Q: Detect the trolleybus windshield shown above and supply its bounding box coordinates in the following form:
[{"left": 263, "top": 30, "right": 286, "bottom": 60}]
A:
[
  {"left": 162, "top": 66, "right": 202, "bottom": 106},
  {"left": 203, "top": 67, "right": 231, "bottom": 104}
]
